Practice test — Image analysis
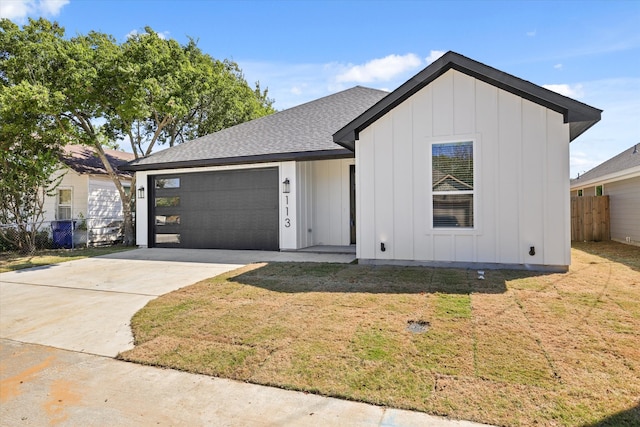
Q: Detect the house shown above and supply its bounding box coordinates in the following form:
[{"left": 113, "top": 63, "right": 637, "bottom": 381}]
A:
[
  {"left": 126, "top": 52, "right": 602, "bottom": 271},
  {"left": 43, "top": 145, "right": 134, "bottom": 245},
  {"left": 570, "top": 144, "right": 640, "bottom": 246}
]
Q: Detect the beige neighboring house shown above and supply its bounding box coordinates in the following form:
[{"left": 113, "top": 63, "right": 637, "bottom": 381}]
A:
[
  {"left": 42, "top": 145, "right": 134, "bottom": 246},
  {"left": 570, "top": 144, "right": 640, "bottom": 246}
]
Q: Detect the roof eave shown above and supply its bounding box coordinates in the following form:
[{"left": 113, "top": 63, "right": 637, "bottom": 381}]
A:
[
  {"left": 570, "top": 164, "right": 640, "bottom": 189},
  {"left": 333, "top": 51, "right": 602, "bottom": 145},
  {"left": 123, "top": 149, "right": 354, "bottom": 172}
]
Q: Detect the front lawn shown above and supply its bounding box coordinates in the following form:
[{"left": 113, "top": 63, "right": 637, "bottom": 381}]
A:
[
  {"left": 0, "top": 246, "right": 134, "bottom": 273},
  {"left": 119, "top": 242, "right": 640, "bottom": 426}
]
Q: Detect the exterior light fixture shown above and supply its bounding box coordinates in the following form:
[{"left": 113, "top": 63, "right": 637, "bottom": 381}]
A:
[
  {"left": 138, "top": 186, "right": 145, "bottom": 199},
  {"left": 282, "top": 178, "right": 290, "bottom": 193}
]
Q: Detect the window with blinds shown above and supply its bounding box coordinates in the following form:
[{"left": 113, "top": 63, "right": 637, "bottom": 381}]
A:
[
  {"left": 432, "top": 141, "right": 474, "bottom": 228},
  {"left": 57, "top": 188, "right": 72, "bottom": 220}
]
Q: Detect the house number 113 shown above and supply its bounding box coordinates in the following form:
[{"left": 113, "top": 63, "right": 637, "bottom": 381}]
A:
[{"left": 284, "top": 195, "right": 291, "bottom": 228}]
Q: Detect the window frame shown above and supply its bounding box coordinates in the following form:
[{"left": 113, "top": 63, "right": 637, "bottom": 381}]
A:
[
  {"left": 427, "top": 136, "right": 479, "bottom": 233},
  {"left": 57, "top": 187, "right": 73, "bottom": 220}
]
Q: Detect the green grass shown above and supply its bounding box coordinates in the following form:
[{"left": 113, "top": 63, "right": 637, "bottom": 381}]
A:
[
  {"left": 0, "top": 246, "right": 134, "bottom": 273},
  {"left": 120, "top": 242, "right": 640, "bottom": 426}
]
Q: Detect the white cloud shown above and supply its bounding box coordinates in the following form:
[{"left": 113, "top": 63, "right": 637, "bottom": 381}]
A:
[
  {"left": 554, "top": 63, "right": 563, "bottom": 70},
  {"left": 39, "top": 0, "right": 68, "bottom": 15},
  {"left": 0, "top": 0, "right": 68, "bottom": 20},
  {"left": 543, "top": 83, "right": 585, "bottom": 99},
  {"left": 335, "top": 53, "right": 422, "bottom": 84},
  {"left": 0, "top": 0, "right": 31, "bottom": 19},
  {"left": 290, "top": 86, "right": 303, "bottom": 95},
  {"left": 125, "top": 29, "right": 139, "bottom": 39},
  {"left": 126, "top": 29, "right": 170, "bottom": 40},
  {"left": 425, "top": 50, "right": 446, "bottom": 64},
  {"left": 527, "top": 30, "right": 537, "bottom": 37}
]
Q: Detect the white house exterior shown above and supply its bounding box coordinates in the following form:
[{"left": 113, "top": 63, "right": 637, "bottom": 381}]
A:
[
  {"left": 42, "top": 145, "right": 134, "bottom": 244},
  {"left": 340, "top": 70, "right": 572, "bottom": 269},
  {"left": 127, "top": 52, "right": 602, "bottom": 271},
  {"left": 570, "top": 145, "right": 640, "bottom": 246}
]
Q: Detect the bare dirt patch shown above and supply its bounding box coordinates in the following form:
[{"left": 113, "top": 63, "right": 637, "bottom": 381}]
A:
[{"left": 120, "top": 242, "right": 640, "bottom": 426}]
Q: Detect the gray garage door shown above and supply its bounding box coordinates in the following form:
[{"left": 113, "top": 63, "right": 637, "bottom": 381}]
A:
[{"left": 151, "top": 168, "right": 279, "bottom": 250}]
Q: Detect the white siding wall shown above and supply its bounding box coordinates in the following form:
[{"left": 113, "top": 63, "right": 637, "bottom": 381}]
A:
[
  {"left": 357, "top": 69, "right": 571, "bottom": 269},
  {"left": 296, "top": 158, "right": 354, "bottom": 247},
  {"left": 279, "top": 161, "right": 297, "bottom": 250},
  {"left": 42, "top": 169, "right": 89, "bottom": 223},
  {"left": 606, "top": 176, "right": 640, "bottom": 245},
  {"left": 135, "top": 170, "right": 150, "bottom": 246},
  {"left": 296, "top": 162, "right": 314, "bottom": 248},
  {"left": 87, "top": 177, "right": 127, "bottom": 223}
]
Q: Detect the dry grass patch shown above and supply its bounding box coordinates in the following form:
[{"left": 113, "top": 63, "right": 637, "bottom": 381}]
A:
[
  {"left": 0, "top": 246, "right": 134, "bottom": 273},
  {"left": 120, "top": 242, "right": 640, "bottom": 426}
]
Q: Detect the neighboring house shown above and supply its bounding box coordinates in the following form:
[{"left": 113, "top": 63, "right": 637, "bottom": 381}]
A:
[
  {"left": 43, "top": 145, "right": 134, "bottom": 240},
  {"left": 570, "top": 144, "right": 640, "bottom": 246},
  {"left": 126, "top": 52, "right": 602, "bottom": 271}
]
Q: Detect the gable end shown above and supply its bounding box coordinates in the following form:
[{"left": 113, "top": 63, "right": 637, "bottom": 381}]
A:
[{"left": 333, "top": 51, "right": 602, "bottom": 149}]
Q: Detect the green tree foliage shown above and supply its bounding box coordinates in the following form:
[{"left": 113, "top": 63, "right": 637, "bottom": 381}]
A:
[
  {"left": 0, "top": 81, "right": 70, "bottom": 253},
  {"left": 1, "top": 18, "right": 275, "bottom": 246}
]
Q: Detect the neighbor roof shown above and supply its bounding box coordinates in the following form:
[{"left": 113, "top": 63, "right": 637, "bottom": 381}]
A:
[
  {"left": 126, "top": 86, "right": 389, "bottom": 171},
  {"left": 61, "top": 145, "right": 134, "bottom": 178},
  {"left": 333, "top": 51, "right": 602, "bottom": 149},
  {"left": 570, "top": 144, "right": 640, "bottom": 188}
]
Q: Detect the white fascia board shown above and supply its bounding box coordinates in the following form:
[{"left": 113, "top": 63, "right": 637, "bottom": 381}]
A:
[{"left": 570, "top": 165, "right": 640, "bottom": 189}]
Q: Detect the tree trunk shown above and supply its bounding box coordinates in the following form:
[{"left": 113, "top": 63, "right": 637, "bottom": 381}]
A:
[{"left": 92, "top": 143, "right": 136, "bottom": 246}]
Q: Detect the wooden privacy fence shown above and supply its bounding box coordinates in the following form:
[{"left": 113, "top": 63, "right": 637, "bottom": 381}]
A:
[{"left": 571, "top": 196, "right": 610, "bottom": 242}]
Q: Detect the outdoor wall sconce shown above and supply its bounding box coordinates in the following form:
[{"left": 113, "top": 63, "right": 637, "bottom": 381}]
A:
[
  {"left": 138, "top": 186, "right": 145, "bottom": 199},
  {"left": 282, "top": 178, "right": 290, "bottom": 193}
]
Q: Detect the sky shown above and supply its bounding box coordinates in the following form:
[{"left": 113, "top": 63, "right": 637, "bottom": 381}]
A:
[{"left": 2, "top": 0, "right": 639, "bottom": 178}]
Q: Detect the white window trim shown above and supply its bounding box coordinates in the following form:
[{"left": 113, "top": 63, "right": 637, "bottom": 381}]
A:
[
  {"left": 57, "top": 187, "right": 73, "bottom": 220},
  {"left": 426, "top": 134, "right": 481, "bottom": 235}
]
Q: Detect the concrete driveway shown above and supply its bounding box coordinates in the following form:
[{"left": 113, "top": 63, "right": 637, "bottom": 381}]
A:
[
  {"left": 0, "top": 248, "right": 489, "bottom": 427},
  {"left": 0, "top": 248, "right": 355, "bottom": 357}
]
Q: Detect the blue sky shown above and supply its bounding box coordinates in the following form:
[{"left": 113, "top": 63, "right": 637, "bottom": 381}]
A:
[{"left": 2, "top": 0, "right": 639, "bottom": 177}]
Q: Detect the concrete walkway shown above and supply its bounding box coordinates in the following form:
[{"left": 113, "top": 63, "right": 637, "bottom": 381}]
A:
[{"left": 0, "top": 249, "right": 491, "bottom": 426}]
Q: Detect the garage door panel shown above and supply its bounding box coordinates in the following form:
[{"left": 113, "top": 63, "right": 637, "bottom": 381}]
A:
[
  {"left": 152, "top": 168, "right": 279, "bottom": 250},
  {"left": 185, "top": 211, "right": 277, "bottom": 232}
]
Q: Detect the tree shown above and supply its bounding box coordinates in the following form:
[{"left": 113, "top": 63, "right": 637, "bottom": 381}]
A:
[
  {"left": 1, "top": 19, "right": 275, "bottom": 246},
  {"left": 0, "top": 81, "right": 70, "bottom": 253},
  {"left": 103, "top": 28, "right": 275, "bottom": 156}
]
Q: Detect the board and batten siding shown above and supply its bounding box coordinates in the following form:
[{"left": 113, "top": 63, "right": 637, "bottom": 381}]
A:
[
  {"left": 356, "top": 69, "right": 570, "bottom": 269},
  {"left": 606, "top": 176, "right": 640, "bottom": 245},
  {"left": 296, "top": 158, "right": 354, "bottom": 247}
]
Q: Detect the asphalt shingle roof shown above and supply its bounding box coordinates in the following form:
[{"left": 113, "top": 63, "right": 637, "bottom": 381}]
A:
[
  {"left": 126, "top": 86, "right": 389, "bottom": 171},
  {"left": 61, "top": 145, "right": 134, "bottom": 178},
  {"left": 571, "top": 144, "right": 640, "bottom": 186}
]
